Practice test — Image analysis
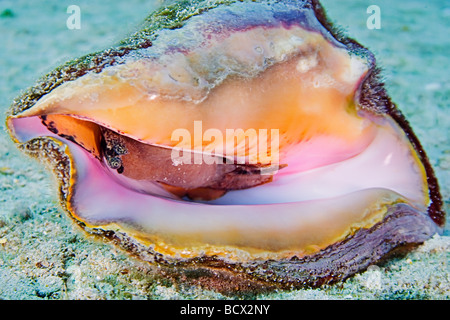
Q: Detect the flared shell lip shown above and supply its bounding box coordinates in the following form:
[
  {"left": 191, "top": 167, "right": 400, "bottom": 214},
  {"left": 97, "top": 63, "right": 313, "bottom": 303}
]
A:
[
  {"left": 10, "top": 130, "right": 441, "bottom": 293},
  {"left": 6, "top": 0, "right": 373, "bottom": 118}
]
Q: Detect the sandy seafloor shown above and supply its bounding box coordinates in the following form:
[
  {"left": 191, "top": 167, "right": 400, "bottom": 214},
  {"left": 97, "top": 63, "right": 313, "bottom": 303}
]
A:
[{"left": 0, "top": 0, "right": 448, "bottom": 300}]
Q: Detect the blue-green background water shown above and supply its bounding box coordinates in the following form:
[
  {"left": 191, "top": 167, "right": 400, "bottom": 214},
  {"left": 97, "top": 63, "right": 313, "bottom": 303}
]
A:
[{"left": 0, "top": 0, "right": 448, "bottom": 299}]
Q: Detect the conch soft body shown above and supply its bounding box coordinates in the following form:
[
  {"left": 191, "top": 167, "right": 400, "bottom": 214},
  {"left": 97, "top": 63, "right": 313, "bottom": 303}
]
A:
[{"left": 6, "top": 0, "right": 445, "bottom": 292}]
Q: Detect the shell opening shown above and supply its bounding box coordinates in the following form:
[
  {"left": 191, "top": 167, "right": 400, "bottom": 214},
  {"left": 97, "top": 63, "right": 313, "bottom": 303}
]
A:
[{"left": 7, "top": 14, "right": 430, "bottom": 260}]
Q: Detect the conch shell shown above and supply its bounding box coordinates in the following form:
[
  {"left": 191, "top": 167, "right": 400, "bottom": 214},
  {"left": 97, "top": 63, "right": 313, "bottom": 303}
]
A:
[{"left": 6, "top": 0, "right": 445, "bottom": 293}]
